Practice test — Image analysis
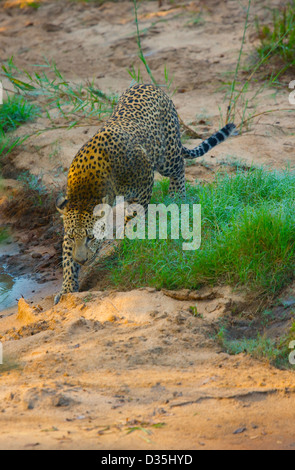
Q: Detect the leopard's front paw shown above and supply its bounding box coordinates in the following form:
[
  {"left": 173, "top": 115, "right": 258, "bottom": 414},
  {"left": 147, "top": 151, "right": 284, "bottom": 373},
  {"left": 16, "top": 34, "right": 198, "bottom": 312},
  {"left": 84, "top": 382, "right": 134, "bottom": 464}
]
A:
[
  {"left": 54, "top": 292, "right": 63, "bottom": 305},
  {"left": 54, "top": 283, "right": 79, "bottom": 305}
]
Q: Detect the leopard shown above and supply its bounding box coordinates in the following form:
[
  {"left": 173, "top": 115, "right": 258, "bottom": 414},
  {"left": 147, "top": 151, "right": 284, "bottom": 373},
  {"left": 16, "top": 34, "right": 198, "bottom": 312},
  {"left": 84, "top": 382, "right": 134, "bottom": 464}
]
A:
[{"left": 54, "top": 83, "right": 236, "bottom": 304}]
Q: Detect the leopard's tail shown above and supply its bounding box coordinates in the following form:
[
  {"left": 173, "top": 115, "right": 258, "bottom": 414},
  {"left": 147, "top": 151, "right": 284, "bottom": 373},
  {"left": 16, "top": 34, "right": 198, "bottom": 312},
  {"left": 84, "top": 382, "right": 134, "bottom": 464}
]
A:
[{"left": 181, "top": 123, "right": 237, "bottom": 159}]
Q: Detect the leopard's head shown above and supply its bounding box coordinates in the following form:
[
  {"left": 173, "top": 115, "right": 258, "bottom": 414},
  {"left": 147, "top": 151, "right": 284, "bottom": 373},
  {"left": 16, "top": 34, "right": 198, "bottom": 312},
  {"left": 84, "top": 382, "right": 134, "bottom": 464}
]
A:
[{"left": 56, "top": 195, "right": 109, "bottom": 265}]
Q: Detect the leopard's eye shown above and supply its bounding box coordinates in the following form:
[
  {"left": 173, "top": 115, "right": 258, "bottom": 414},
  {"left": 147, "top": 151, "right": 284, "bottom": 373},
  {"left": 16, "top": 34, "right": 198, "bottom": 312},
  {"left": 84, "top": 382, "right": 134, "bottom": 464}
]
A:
[
  {"left": 67, "top": 233, "right": 74, "bottom": 240},
  {"left": 87, "top": 234, "right": 95, "bottom": 241}
]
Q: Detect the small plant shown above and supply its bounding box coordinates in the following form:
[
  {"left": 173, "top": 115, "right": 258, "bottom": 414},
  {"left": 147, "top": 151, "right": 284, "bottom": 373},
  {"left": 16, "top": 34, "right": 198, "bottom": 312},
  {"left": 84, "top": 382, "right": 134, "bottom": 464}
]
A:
[
  {"left": 0, "top": 95, "right": 38, "bottom": 134},
  {"left": 0, "top": 135, "right": 22, "bottom": 163},
  {"left": 127, "top": 65, "right": 144, "bottom": 85},
  {"left": 189, "top": 305, "right": 203, "bottom": 318},
  {"left": 224, "top": 0, "right": 295, "bottom": 132},
  {"left": 256, "top": 1, "right": 295, "bottom": 67}
]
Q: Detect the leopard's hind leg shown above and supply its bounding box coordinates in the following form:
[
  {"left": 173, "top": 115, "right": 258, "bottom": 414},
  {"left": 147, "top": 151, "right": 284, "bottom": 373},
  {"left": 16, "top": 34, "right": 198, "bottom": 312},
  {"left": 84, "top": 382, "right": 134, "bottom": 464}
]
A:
[{"left": 157, "top": 155, "right": 186, "bottom": 198}]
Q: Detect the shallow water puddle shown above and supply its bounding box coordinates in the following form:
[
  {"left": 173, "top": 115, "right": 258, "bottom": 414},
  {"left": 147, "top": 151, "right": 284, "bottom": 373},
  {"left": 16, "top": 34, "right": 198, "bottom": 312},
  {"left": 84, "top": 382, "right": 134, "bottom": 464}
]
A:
[{"left": 0, "top": 271, "right": 38, "bottom": 310}]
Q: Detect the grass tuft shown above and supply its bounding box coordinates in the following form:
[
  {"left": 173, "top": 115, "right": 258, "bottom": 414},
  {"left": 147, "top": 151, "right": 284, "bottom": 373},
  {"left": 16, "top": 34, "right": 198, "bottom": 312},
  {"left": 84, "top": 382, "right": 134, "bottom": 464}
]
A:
[
  {"left": 0, "top": 95, "right": 38, "bottom": 134},
  {"left": 0, "top": 94, "right": 39, "bottom": 171},
  {"left": 217, "top": 320, "right": 295, "bottom": 369},
  {"left": 255, "top": 1, "right": 295, "bottom": 68}
]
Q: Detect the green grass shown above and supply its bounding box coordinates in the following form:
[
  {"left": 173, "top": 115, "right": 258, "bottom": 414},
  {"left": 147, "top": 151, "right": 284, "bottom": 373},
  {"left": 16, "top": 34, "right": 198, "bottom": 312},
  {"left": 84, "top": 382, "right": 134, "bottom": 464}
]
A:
[
  {"left": 0, "top": 94, "right": 39, "bottom": 167},
  {"left": 217, "top": 320, "right": 295, "bottom": 369},
  {"left": 0, "top": 95, "right": 38, "bottom": 134},
  {"left": 0, "top": 226, "right": 10, "bottom": 243},
  {"left": 0, "top": 135, "right": 21, "bottom": 162},
  {"left": 99, "top": 166, "right": 295, "bottom": 299},
  {"left": 256, "top": 1, "right": 295, "bottom": 68},
  {"left": 218, "top": 330, "right": 280, "bottom": 359}
]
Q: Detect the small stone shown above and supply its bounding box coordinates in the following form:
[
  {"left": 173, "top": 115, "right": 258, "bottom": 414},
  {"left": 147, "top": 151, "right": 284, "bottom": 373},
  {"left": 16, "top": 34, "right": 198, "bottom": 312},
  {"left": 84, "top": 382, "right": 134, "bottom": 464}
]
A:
[{"left": 233, "top": 427, "right": 247, "bottom": 435}]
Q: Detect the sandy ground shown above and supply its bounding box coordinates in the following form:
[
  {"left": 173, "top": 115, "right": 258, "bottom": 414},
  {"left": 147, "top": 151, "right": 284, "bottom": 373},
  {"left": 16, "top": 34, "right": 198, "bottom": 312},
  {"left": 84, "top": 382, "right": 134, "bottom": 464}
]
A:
[{"left": 0, "top": 0, "right": 295, "bottom": 450}]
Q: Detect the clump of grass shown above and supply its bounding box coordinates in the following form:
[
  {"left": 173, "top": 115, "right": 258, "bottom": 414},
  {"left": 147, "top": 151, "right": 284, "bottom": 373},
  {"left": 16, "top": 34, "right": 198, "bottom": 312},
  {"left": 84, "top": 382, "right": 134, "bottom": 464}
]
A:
[
  {"left": 0, "top": 135, "right": 21, "bottom": 163},
  {"left": 256, "top": 1, "right": 295, "bottom": 67},
  {"left": 217, "top": 330, "right": 282, "bottom": 365},
  {"left": 99, "top": 167, "right": 295, "bottom": 301},
  {"left": 217, "top": 320, "right": 295, "bottom": 369},
  {"left": 0, "top": 226, "right": 10, "bottom": 243},
  {"left": 218, "top": 329, "right": 280, "bottom": 360},
  {"left": 0, "top": 94, "right": 39, "bottom": 170},
  {"left": 0, "top": 95, "right": 38, "bottom": 134}
]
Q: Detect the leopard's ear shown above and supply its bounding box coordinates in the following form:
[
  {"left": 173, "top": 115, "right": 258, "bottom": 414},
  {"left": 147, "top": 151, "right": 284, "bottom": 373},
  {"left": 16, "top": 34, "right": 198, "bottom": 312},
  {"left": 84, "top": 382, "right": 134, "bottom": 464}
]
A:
[{"left": 56, "top": 195, "right": 68, "bottom": 214}]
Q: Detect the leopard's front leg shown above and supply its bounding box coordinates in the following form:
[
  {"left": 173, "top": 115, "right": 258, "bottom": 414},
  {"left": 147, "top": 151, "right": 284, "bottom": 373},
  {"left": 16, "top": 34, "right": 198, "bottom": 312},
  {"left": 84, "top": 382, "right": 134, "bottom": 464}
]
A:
[{"left": 54, "top": 235, "right": 80, "bottom": 304}]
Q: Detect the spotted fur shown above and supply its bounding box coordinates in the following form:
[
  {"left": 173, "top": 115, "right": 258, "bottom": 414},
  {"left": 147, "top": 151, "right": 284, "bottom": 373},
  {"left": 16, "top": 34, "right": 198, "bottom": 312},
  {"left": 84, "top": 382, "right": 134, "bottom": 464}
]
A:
[{"left": 55, "top": 84, "right": 236, "bottom": 303}]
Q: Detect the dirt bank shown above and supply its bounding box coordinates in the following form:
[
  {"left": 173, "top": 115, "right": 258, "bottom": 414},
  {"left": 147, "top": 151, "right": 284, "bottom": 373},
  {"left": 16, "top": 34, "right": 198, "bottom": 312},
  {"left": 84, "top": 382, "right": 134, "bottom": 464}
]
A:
[{"left": 1, "top": 288, "right": 295, "bottom": 450}]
